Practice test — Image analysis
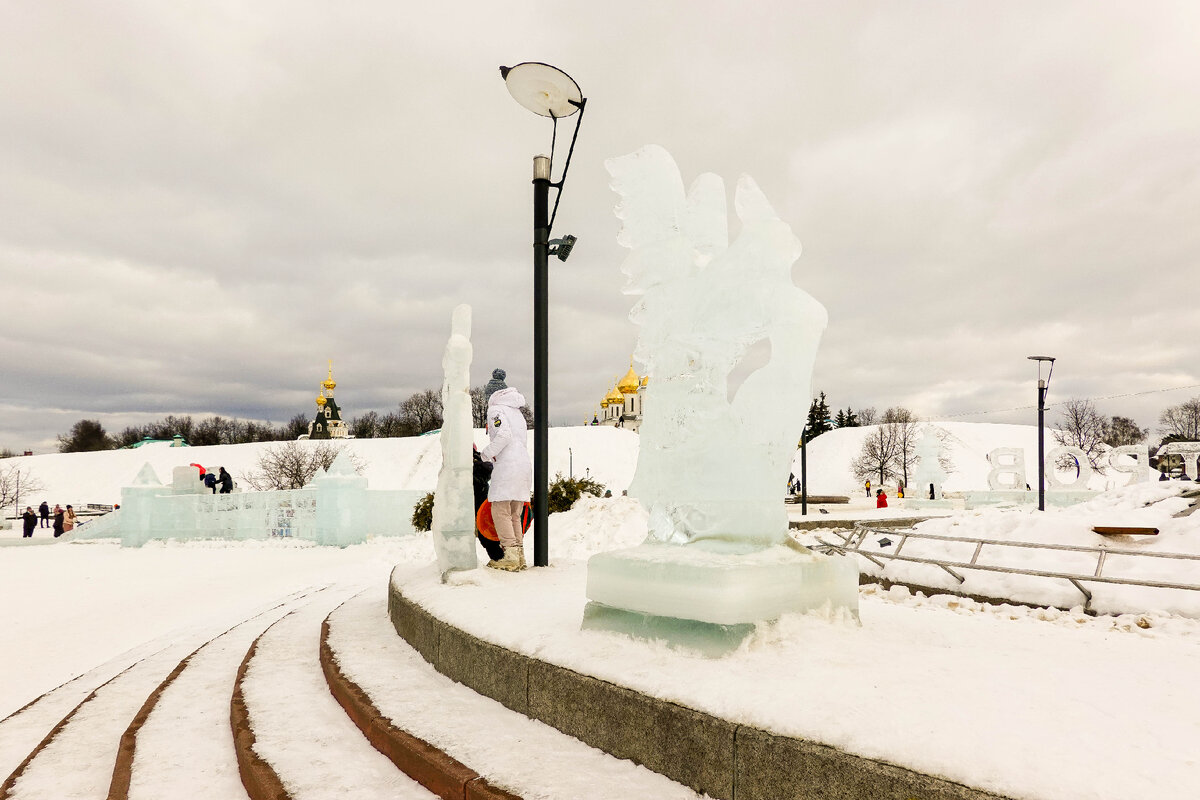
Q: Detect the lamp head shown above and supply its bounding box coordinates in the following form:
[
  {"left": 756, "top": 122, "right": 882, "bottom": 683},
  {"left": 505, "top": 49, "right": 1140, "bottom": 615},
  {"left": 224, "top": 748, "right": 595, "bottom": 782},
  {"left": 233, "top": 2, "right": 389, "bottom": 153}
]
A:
[
  {"left": 1027, "top": 355, "right": 1056, "bottom": 386},
  {"left": 549, "top": 234, "right": 577, "bottom": 262},
  {"left": 500, "top": 62, "right": 583, "bottom": 118}
]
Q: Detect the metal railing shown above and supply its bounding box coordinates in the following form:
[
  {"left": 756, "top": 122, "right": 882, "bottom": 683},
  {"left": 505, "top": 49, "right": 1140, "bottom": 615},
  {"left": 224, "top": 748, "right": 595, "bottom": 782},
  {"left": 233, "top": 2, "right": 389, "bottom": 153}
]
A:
[{"left": 810, "top": 523, "right": 1200, "bottom": 610}]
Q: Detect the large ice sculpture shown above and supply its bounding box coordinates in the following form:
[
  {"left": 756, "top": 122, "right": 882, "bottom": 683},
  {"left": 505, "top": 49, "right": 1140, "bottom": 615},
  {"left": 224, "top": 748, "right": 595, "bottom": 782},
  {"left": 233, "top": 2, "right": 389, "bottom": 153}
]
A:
[
  {"left": 909, "top": 426, "right": 950, "bottom": 500},
  {"left": 431, "top": 304, "right": 479, "bottom": 576},
  {"left": 584, "top": 146, "right": 857, "bottom": 655}
]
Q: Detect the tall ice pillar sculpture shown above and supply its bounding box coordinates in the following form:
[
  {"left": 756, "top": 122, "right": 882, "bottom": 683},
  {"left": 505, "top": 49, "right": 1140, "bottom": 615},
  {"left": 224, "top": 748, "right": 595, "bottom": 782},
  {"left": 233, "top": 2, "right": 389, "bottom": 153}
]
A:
[
  {"left": 431, "top": 304, "right": 479, "bottom": 576},
  {"left": 583, "top": 146, "right": 858, "bottom": 655}
]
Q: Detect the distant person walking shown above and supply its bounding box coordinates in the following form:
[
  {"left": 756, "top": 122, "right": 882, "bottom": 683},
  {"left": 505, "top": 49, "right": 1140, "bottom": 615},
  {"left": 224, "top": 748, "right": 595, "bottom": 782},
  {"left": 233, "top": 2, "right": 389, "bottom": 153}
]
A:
[
  {"left": 864, "top": 480, "right": 871, "bottom": 498},
  {"left": 480, "top": 384, "right": 532, "bottom": 572},
  {"left": 218, "top": 467, "right": 233, "bottom": 494},
  {"left": 38, "top": 501, "right": 50, "bottom": 528},
  {"left": 876, "top": 489, "right": 888, "bottom": 509},
  {"left": 483, "top": 368, "right": 507, "bottom": 404},
  {"left": 63, "top": 505, "right": 77, "bottom": 533},
  {"left": 22, "top": 507, "right": 37, "bottom": 538},
  {"left": 52, "top": 504, "right": 65, "bottom": 537}
]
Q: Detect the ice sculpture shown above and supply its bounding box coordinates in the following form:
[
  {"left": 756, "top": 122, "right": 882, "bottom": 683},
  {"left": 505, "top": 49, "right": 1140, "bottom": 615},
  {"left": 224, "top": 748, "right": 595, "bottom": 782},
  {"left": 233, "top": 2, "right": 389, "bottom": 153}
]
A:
[
  {"left": 909, "top": 426, "right": 949, "bottom": 500},
  {"left": 314, "top": 451, "right": 367, "bottom": 546},
  {"left": 1046, "top": 446, "right": 1093, "bottom": 489},
  {"left": 430, "top": 304, "right": 479, "bottom": 575},
  {"left": 584, "top": 146, "right": 857, "bottom": 655},
  {"left": 1108, "top": 445, "right": 1150, "bottom": 484},
  {"left": 986, "top": 448, "right": 1027, "bottom": 490}
]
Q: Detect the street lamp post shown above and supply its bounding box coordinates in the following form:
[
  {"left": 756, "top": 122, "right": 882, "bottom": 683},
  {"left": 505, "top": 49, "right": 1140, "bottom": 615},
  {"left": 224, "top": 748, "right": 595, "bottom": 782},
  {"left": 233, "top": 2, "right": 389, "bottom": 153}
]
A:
[
  {"left": 1027, "top": 355, "right": 1056, "bottom": 511},
  {"left": 500, "top": 63, "right": 587, "bottom": 567},
  {"left": 800, "top": 426, "right": 809, "bottom": 516}
]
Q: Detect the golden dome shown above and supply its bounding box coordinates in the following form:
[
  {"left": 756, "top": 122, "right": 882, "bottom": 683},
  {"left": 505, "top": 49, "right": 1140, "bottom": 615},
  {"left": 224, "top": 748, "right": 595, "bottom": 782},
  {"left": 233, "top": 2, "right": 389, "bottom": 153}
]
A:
[
  {"left": 322, "top": 361, "right": 336, "bottom": 392},
  {"left": 600, "top": 397, "right": 610, "bottom": 408},
  {"left": 617, "top": 362, "right": 640, "bottom": 395},
  {"left": 604, "top": 385, "right": 625, "bottom": 405},
  {"left": 316, "top": 394, "right": 327, "bottom": 407}
]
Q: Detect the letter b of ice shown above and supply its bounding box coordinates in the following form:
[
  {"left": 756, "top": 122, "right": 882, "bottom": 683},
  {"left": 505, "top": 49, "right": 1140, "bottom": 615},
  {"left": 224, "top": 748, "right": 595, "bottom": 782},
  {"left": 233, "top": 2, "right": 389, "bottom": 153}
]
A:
[{"left": 986, "top": 448, "right": 1026, "bottom": 490}]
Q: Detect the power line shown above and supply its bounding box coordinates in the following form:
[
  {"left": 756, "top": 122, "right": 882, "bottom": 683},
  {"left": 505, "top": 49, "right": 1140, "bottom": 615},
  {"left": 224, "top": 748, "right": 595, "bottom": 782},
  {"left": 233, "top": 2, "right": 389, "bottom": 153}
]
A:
[{"left": 942, "top": 382, "right": 1200, "bottom": 420}]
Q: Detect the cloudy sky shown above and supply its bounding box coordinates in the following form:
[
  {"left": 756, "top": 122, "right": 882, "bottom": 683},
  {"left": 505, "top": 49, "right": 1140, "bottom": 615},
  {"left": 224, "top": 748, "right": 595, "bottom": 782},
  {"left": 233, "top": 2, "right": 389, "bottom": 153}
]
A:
[{"left": 3, "top": 1, "right": 1198, "bottom": 453}]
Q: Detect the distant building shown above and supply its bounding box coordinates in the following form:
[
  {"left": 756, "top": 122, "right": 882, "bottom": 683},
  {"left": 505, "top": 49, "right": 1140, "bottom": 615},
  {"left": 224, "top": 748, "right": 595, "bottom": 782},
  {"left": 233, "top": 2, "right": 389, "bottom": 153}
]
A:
[
  {"left": 308, "top": 363, "right": 348, "bottom": 440},
  {"left": 594, "top": 361, "right": 646, "bottom": 433},
  {"left": 123, "top": 434, "right": 189, "bottom": 449}
]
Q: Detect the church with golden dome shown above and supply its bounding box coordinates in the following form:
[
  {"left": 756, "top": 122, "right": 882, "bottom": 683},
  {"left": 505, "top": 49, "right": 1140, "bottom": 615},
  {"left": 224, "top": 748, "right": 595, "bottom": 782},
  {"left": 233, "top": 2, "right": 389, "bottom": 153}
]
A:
[
  {"left": 308, "top": 362, "right": 347, "bottom": 440},
  {"left": 593, "top": 361, "right": 648, "bottom": 432}
]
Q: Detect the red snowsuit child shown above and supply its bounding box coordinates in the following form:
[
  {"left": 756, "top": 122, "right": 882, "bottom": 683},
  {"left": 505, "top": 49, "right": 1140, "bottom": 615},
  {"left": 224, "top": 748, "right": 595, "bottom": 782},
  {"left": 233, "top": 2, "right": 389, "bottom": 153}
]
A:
[{"left": 876, "top": 490, "right": 888, "bottom": 509}]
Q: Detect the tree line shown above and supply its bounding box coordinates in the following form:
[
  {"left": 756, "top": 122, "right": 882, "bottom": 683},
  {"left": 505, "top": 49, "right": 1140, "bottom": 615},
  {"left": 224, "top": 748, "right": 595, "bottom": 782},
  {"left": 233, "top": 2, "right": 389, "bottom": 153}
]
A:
[{"left": 55, "top": 385, "right": 535, "bottom": 453}]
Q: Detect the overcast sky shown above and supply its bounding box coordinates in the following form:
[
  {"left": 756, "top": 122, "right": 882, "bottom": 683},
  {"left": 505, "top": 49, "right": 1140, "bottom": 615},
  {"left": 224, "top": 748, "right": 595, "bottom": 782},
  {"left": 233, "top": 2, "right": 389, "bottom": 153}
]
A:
[{"left": 3, "top": 1, "right": 1198, "bottom": 453}]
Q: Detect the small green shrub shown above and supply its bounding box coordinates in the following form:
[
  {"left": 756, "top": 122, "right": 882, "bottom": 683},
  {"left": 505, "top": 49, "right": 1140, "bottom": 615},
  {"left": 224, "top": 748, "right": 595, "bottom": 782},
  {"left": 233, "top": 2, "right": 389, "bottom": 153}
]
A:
[
  {"left": 411, "top": 492, "right": 435, "bottom": 532},
  {"left": 547, "top": 473, "right": 606, "bottom": 514}
]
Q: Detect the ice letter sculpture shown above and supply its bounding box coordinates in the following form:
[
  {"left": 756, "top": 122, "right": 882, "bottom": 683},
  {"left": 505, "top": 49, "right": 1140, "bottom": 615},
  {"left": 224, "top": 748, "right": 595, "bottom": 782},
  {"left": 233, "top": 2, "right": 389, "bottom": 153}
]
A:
[
  {"left": 584, "top": 146, "right": 858, "bottom": 655},
  {"left": 431, "top": 304, "right": 479, "bottom": 576}
]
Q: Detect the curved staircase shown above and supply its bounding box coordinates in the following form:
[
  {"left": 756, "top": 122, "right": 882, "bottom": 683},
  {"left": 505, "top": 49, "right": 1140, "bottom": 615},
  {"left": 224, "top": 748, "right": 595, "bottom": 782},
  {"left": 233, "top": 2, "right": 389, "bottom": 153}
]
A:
[{"left": 0, "top": 585, "right": 701, "bottom": 800}]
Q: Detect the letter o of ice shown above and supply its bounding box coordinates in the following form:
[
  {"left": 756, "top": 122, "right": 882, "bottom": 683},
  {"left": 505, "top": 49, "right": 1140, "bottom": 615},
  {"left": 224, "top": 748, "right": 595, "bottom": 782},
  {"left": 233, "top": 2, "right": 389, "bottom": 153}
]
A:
[
  {"left": 1046, "top": 446, "right": 1093, "bottom": 489},
  {"left": 987, "top": 448, "right": 1027, "bottom": 490},
  {"left": 1108, "top": 445, "right": 1149, "bottom": 486}
]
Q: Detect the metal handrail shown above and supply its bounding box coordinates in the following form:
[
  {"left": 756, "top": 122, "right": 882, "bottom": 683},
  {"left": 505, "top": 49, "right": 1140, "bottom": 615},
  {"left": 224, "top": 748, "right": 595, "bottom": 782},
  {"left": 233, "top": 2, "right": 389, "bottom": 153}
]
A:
[{"left": 810, "top": 524, "right": 1200, "bottom": 610}]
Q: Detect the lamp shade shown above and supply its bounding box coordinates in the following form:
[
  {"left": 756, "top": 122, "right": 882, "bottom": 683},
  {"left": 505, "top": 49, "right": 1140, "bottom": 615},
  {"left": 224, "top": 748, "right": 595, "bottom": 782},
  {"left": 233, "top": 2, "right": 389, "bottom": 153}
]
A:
[{"left": 500, "top": 62, "right": 583, "bottom": 118}]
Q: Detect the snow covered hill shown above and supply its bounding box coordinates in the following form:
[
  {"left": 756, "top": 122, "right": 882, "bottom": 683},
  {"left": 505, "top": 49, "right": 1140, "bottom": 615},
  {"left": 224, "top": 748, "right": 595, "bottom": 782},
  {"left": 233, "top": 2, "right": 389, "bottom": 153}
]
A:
[
  {"left": 3, "top": 420, "right": 1160, "bottom": 514},
  {"left": 4, "top": 427, "right": 639, "bottom": 512}
]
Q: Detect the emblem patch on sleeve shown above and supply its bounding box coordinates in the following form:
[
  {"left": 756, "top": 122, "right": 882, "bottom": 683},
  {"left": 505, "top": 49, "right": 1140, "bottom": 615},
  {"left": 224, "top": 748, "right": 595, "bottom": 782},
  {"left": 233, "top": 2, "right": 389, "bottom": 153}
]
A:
[{"left": 492, "top": 415, "right": 502, "bottom": 428}]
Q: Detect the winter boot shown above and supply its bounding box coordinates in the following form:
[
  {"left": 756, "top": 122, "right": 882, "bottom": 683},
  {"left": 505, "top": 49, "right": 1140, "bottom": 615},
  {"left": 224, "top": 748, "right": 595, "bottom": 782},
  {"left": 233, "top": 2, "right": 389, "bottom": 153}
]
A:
[{"left": 490, "top": 545, "right": 524, "bottom": 572}]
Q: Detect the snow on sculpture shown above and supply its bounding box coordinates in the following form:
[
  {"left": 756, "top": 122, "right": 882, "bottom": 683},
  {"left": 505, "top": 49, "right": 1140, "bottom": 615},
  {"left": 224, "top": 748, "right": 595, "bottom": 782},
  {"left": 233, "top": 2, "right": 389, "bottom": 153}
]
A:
[
  {"left": 431, "top": 304, "right": 479, "bottom": 576},
  {"left": 584, "top": 146, "right": 857, "bottom": 654}
]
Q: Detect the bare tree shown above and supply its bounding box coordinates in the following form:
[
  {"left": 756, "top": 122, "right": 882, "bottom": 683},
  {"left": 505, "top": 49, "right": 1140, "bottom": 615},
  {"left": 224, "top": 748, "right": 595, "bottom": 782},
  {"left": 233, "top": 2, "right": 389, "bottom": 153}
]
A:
[
  {"left": 470, "top": 387, "right": 489, "bottom": 428},
  {"left": 1053, "top": 398, "right": 1109, "bottom": 474},
  {"left": 1, "top": 464, "right": 45, "bottom": 512},
  {"left": 349, "top": 411, "right": 381, "bottom": 439},
  {"left": 1159, "top": 396, "right": 1200, "bottom": 442},
  {"left": 240, "top": 441, "right": 364, "bottom": 491},
  {"left": 882, "top": 407, "right": 920, "bottom": 487},
  {"left": 397, "top": 389, "right": 443, "bottom": 436},
  {"left": 856, "top": 407, "right": 878, "bottom": 426},
  {"left": 851, "top": 424, "right": 901, "bottom": 486}
]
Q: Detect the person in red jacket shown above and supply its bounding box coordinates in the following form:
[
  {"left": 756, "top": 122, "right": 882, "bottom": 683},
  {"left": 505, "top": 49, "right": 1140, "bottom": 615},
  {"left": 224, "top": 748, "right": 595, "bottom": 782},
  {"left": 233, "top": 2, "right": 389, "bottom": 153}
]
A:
[{"left": 876, "top": 489, "right": 888, "bottom": 508}]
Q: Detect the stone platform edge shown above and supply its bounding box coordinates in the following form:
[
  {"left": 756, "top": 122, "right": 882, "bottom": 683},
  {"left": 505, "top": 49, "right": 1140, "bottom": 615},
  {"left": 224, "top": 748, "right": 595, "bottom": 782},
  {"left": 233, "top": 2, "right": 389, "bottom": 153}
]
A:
[
  {"left": 387, "top": 574, "right": 1016, "bottom": 800},
  {"left": 319, "top": 617, "right": 521, "bottom": 800}
]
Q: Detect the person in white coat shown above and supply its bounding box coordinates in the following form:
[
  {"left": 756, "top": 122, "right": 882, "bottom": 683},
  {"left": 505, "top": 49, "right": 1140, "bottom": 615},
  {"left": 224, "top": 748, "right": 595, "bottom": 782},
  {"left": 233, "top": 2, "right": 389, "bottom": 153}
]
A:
[{"left": 480, "top": 385, "right": 532, "bottom": 571}]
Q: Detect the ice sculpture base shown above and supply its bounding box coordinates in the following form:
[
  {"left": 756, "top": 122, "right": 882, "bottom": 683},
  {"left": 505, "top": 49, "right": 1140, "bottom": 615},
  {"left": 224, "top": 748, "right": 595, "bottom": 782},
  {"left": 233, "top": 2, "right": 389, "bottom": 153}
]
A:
[{"left": 583, "top": 542, "right": 858, "bottom": 657}]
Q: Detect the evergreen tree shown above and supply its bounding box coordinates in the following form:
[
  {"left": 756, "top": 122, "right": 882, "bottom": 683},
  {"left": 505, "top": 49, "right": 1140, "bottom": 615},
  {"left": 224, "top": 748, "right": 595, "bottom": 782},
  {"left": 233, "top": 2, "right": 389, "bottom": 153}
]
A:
[
  {"left": 57, "top": 419, "right": 115, "bottom": 452},
  {"left": 835, "top": 407, "right": 859, "bottom": 428},
  {"left": 805, "top": 392, "right": 833, "bottom": 438}
]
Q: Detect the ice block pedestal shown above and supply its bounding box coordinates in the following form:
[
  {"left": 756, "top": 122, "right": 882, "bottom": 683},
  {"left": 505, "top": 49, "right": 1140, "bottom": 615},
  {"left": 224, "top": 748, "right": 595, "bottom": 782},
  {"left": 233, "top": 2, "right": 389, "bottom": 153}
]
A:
[{"left": 584, "top": 543, "right": 858, "bottom": 656}]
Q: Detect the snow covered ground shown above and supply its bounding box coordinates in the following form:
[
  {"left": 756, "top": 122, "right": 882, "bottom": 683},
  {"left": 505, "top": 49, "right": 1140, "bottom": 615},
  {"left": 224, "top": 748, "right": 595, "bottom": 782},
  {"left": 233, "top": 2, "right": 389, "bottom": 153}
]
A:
[{"left": 2, "top": 430, "right": 1198, "bottom": 797}]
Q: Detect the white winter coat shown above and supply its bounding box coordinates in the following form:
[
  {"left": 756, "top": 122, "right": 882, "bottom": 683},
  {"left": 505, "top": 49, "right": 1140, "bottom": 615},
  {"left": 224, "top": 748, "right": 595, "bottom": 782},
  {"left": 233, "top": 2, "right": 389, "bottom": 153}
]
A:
[{"left": 480, "top": 387, "right": 532, "bottom": 501}]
